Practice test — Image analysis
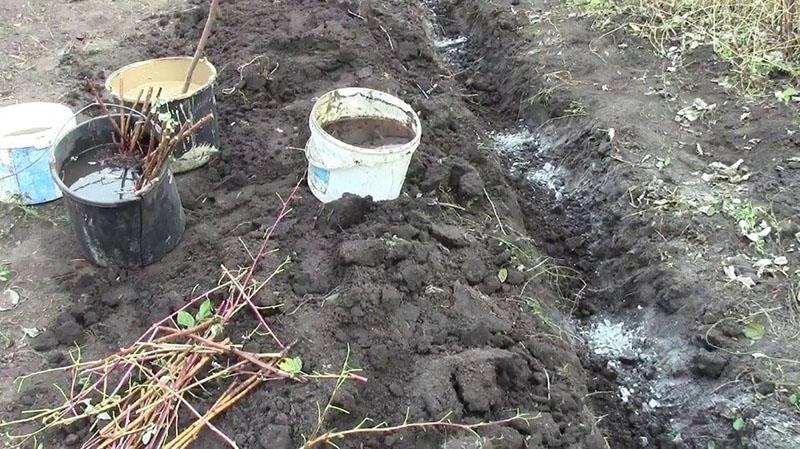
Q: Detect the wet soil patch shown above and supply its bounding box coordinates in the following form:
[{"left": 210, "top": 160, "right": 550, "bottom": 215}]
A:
[{"left": 323, "top": 117, "right": 416, "bottom": 148}]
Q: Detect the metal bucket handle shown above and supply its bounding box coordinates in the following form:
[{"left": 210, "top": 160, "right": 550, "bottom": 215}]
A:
[{"left": 53, "top": 103, "right": 148, "bottom": 142}]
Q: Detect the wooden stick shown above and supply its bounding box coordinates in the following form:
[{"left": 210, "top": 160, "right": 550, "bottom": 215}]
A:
[
  {"left": 118, "top": 79, "right": 127, "bottom": 153},
  {"left": 181, "top": 0, "right": 220, "bottom": 94},
  {"left": 87, "top": 80, "right": 125, "bottom": 152},
  {"left": 126, "top": 88, "right": 144, "bottom": 153},
  {"left": 164, "top": 374, "right": 262, "bottom": 449},
  {"left": 128, "top": 87, "right": 153, "bottom": 154}
]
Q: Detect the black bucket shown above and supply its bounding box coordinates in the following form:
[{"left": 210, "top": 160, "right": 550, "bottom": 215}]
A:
[
  {"left": 50, "top": 110, "right": 185, "bottom": 267},
  {"left": 105, "top": 57, "right": 220, "bottom": 174}
]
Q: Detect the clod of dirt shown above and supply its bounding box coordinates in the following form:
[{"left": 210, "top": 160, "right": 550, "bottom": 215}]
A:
[
  {"left": 414, "top": 362, "right": 463, "bottom": 418},
  {"left": 71, "top": 303, "right": 100, "bottom": 326},
  {"left": 338, "top": 239, "right": 386, "bottom": 267},
  {"left": 64, "top": 433, "right": 80, "bottom": 446},
  {"left": 479, "top": 273, "right": 503, "bottom": 294},
  {"left": 451, "top": 164, "right": 485, "bottom": 200},
  {"left": 386, "top": 239, "right": 414, "bottom": 263},
  {"left": 462, "top": 256, "right": 488, "bottom": 285},
  {"left": 101, "top": 285, "right": 137, "bottom": 307},
  {"left": 444, "top": 437, "right": 493, "bottom": 449},
  {"left": 520, "top": 412, "right": 561, "bottom": 445},
  {"left": 493, "top": 249, "right": 511, "bottom": 266},
  {"left": 454, "top": 349, "right": 514, "bottom": 413},
  {"left": 482, "top": 426, "right": 526, "bottom": 449},
  {"left": 698, "top": 326, "right": 734, "bottom": 350},
  {"left": 690, "top": 351, "right": 729, "bottom": 378},
  {"left": 505, "top": 269, "right": 525, "bottom": 285},
  {"left": 458, "top": 171, "right": 485, "bottom": 199},
  {"left": 778, "top": 218, "right": 800, "bottom": 237},
  {"left": 52, "top": 314, "right": 83, "bottom": 346},
  {"left": 400, "top": 263, "right": 428, "bottom": 291},
  {"left": 389, "top": 223, "right": 420, "bottom": 240},
  {"left": 421, "top": 162, "right": 451, "bottom": 192},
  {"left": 257, "top": 424, "right": 292, "bottom": 449},
  {"left": 31, "top": 332, "right": 58, "bottom": 352},
  {"left": 460, "top": 322, "right": 493, "bottom": 347},
  {"left": 322, "top": 193, "right": 373, "bottom": 229},
  {"left": 242, "top": 72, "right": 267, "bottom": 92},
  {"left": 756, "top": 381, "right": 776, "bottom": 396},
  {"left": 430, "top": 223, "right": 469, "bottom": 248}
]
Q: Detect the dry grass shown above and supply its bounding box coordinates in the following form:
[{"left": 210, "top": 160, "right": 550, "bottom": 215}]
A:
[{"left": 577, "top": 0, "right": 800, "bottom": 92}]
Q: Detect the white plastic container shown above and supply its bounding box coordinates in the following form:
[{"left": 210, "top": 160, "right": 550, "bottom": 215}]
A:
[
  {"left": 0, "top": 103, "right": 75, "bottom": 205},
  {"left": 306, "top": 88, "right": 422, "bottom": 203}
]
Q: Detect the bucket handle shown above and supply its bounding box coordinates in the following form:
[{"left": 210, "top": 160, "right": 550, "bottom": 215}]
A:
[
  {"left": 0, "top": 104, "right": 146, "bottom": 182},
  {"left": 52, "top": 103, "right": 146, "bottom": 143}
]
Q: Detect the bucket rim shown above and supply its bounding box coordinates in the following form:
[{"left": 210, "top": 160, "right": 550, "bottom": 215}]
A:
[
  {"left": 309, "top": 87, "right": 422, "bottom": 157},
  {"left": 0, "top": 102, "right": 75, "bottom": 150},
  {"left": 50, "top": 113, "right": 170, "bottom": 209},
  {"left": 105, "top": 56, "right": 218, "bottom": 103}
]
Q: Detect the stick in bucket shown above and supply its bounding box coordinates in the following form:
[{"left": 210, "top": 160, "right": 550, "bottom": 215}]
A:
[{"left": 182, "top": 0, "right": 220, "bottom": 94}]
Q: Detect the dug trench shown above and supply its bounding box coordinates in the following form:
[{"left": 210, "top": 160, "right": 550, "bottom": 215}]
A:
[
  {"left": 0, "top": 1, "right": 795, "bottom": 449},
  {"left": 428, "top": 0, "right": 800, "bottom": 448}
]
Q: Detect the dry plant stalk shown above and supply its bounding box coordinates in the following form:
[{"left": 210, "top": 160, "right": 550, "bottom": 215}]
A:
[{"left": 182, "top": 0, "right": 220, "bottom": 94}]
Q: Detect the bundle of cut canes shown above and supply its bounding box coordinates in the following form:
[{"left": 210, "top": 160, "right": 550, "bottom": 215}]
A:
[
  {"left": 0, "top": 180, "right": 366, "bottom": 449},
  {"left": 89, "top": 81, "right": 213, "bottom": 192}
]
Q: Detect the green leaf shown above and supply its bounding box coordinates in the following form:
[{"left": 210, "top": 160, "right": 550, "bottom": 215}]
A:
[
  {"left": 498, "top": 268, "right": 508, "bottom": 283},
  {"left": 196, "top": 299, "right": 214, "bottom": 322},
  {"left": 778, "top": 87, "right": 799, "bottom": 104},
  {"left": 278, "top": 357, "right": 303, "bottom": 375},
  {"left": 708, "top": 440, "right": 717, "bottom": 449},
  {"left": 176, "top": 311, "right": 195, "bottom": 329},
  {"left": 789, "top": 392, "right": 799, "bottom": 405},
  {"left": 732, "top": 416, "right": 745, "bottom": 431},
  {"left": 744, "top": 321, "right": 765, "bottom": 340}
]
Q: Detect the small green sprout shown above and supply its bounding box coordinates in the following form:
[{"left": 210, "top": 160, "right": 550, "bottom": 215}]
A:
[{"left": 278, "top": 357, "right": 303, "bottom": 375}]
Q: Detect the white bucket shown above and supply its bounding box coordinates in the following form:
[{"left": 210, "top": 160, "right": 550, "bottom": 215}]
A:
[
  {"left": 0, "top": 103, "right": 76, "bottom": 205},
  {"left": 306, "top": 88, "right": 422, "bottom": 203}
]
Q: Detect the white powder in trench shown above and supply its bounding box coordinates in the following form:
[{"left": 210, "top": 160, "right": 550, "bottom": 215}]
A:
[{"left": 587, "top": 319, "right": 639, "bottom": 358}]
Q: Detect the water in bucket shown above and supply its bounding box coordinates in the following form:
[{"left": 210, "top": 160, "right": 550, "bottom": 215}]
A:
[
  {"left": 323, "top": 117, "right": 415, "bottom": 149},
  {"left": 60, "top": 144, "right": 139, "bottom": 203}
]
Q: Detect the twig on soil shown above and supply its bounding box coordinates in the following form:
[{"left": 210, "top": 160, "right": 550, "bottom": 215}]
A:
[
  {"left": 303, "top": 411, "right": 539, "bottom": 448},
  {"left": 182, "top": 0, "right": 220, "bottom": 94},
  {"left": 483, "top": 187, "right": 508, "bottom": 236},
  {"left": 378, "top": 24, "right": 394, "bottom": 51},
  {"left": 347, "top": 9, "right": 367, "bottom": 21}
]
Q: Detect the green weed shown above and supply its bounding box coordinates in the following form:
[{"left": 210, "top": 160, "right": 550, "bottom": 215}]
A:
[
  {"left": 0, "top": 265, "right": 11, "bottom": 284},
  {"left": 574, "top": 0, "right": 800, "bottom": 93}
]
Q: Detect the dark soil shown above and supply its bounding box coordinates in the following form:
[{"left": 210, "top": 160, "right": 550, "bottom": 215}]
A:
[
  {"left": 1, "top": 1, "right": 606, "bottom": 448},
  {"left": 2, "top": 0, "right": 800, "bottom": 448},
  {"left": 427, "top": 0, "right": 800, "bottom": 448}
]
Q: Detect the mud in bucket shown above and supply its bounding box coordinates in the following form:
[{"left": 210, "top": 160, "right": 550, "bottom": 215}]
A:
[
  {"left": 51, "top": 105, "right": 185, "bottom": 267},
  {"left": 0, "top": 103, "right": 76, "bottom": 205},
  {"left": 306, "top": 88, "right": 422, "bottom": 203},
  {"left": 105, "top": 57, "right": 220, "bottom": 174}
]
